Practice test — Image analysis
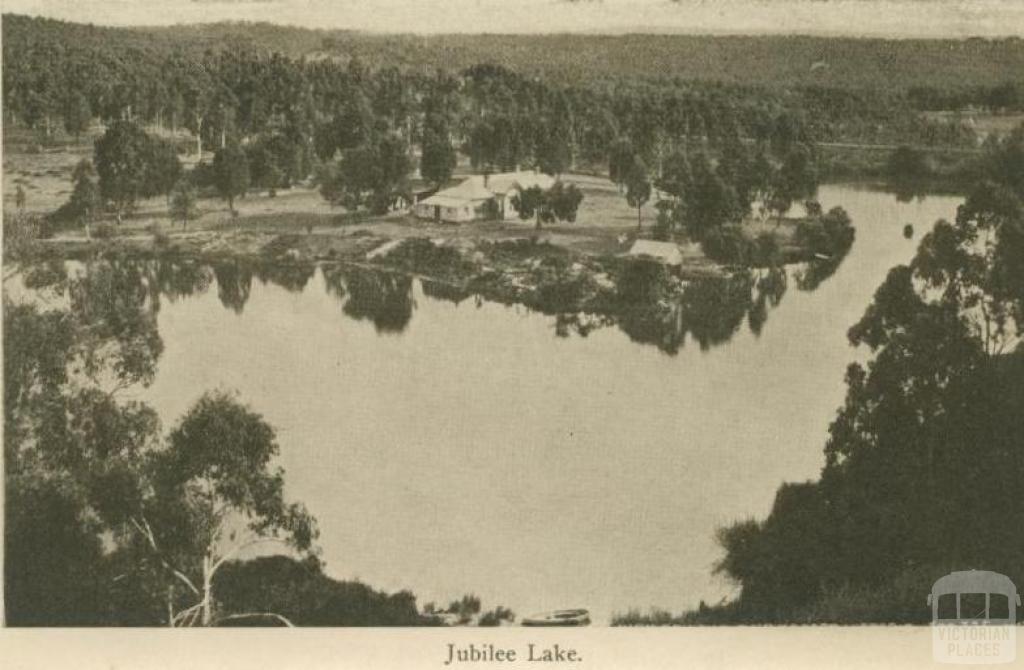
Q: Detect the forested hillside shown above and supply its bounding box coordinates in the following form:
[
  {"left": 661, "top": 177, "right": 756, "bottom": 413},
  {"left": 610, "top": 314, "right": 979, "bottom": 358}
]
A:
[
  {"left": 4, "top": 13, "right": 1023, "bottom": 161},
  {"left": 6, "top": 14, "right": 1024, "bottom": 92}
]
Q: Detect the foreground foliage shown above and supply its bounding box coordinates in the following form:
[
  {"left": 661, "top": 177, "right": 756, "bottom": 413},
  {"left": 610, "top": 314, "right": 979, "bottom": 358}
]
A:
[
  {"left": 622, "top": 129, "right": 1024, "bottom": 626},
  {"left": 1, "top": 258, "right": 434, "bottom": 626}
]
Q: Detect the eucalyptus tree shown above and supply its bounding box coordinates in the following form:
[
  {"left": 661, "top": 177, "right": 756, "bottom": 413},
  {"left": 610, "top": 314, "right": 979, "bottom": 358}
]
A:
[
  {"left": 535, "top": 91, "right": 574, "bottom": 176},
  {"left": 62, "top": 91, "right": 92, "bottom": 140},
  {"left": 324, "top": 134, "right": 411, "bottom": 215},
  {"left": 684, "top": 153, "right": 742, "bottom": 240},
  {"left": 608, "top": 137, "right": 635, "bottom": 191},
  {"left": 67, "top": 159, "right": 102, "bottom": 227},
  {"left": 625, "top": 156, "right": 652, "bottom": 229},
  {"left": 511, "top": 182, "right": 584, "bottom": 230},
  {"left": 94, "top": 121, "right": 179, "bottom": 223},
  {"left": 213, "top": 142, "right": 251, "bottom": 214},
  {"left": 420, "top": 111, "right": 457, "bottom": 188},
  {"left": 169, "top": 178, "right": 199, "bottom": 228},
  {"left": 125, "top": 392, "right": 318, "bottom": 627}
]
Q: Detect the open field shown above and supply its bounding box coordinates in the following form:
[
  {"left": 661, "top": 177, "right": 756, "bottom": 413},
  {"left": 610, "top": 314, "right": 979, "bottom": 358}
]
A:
[{"left": 2, "top": 138, "right": 669, "bottom": 255}]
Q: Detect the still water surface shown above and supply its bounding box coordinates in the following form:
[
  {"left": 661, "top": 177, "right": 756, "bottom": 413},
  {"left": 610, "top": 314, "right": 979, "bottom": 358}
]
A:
[{"left": 121, "top": 185, "right": 961, "bottom": 622}]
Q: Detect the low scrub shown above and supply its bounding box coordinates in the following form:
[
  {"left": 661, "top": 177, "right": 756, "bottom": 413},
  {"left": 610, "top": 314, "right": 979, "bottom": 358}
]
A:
[{"left": 374, "top": 237, "right": 475, "bottom": 280}]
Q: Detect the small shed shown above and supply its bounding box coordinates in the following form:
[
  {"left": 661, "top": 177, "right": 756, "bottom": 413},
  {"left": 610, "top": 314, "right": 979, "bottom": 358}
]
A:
[{"left": 627, "top": 240, "right": 684, "bottom": 268}]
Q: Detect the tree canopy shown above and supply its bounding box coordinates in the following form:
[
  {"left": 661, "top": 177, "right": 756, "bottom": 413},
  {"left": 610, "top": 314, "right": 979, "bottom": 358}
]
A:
[{"left": 702, "top": 131, "right": 1024, "bottom": 624}]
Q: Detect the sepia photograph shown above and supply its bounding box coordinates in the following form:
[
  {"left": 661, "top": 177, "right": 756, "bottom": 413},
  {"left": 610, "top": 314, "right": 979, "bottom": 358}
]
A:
[{"left": 1, "top": 1, "right": 1022, "bottom": 668}]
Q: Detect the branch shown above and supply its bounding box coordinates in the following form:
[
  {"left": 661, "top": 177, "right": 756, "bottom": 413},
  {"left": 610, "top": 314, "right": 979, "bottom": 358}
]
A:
[
  {"left": 171, "top": 602, "right": 204, "bottom": 627},
  {"left": 104, "top": 378, "right": 132, "bottom": 399},
  {"left": 214, "top": 612, "right": 295, "bottom": 628},
  {"left": 180, "top": 603, "right": 204, "bottom": 628},
  {"left": 129, "top": 515, "right": 201, "bottom": 596}
]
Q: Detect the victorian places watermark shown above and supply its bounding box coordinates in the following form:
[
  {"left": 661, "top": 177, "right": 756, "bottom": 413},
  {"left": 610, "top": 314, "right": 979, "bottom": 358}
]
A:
[{"left": 930, "top": 571, "right": 1020, "bottom": 664}]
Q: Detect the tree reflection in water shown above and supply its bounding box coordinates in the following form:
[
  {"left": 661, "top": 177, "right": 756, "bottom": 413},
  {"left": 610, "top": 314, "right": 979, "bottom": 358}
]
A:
[
  {"left": 256, "top": 262, "right": 316, "bottom": 294},
  {"left": 553, "top": 259, "right": 825, "bottom": 355},
  {"left": 323, "top": 265, "right": 415, "bottom": 334},
  {"left": 420, "top": 279, "right": 473, "bottom": 306},
  {"left": 213, "top": 260, "right": 254, "bottom": 315},
  {"left": 614, "top": 272, "right": 756, "bottom": 354},
  {"left": 32, "top": 239, "right": 852, "bottom": 360},
  {"left": 21, "top": 257, "right": 168, "bottom": 386},
  {"left": 152, "top": 259, "right": 214, "bottom": 307},
  {"left": 748, "top": 267, "right": 788, "bottom": 337}
]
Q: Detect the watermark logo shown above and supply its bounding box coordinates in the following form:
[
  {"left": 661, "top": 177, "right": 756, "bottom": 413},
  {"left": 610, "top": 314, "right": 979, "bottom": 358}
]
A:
[{"left": 930, "top": 570, "right": 1019, "bottom": 664}]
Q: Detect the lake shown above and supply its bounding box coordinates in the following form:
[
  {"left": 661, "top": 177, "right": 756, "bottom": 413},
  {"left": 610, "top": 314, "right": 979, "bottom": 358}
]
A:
[{"left": 20, "top": 184, "right": 965, "bottom": 623}]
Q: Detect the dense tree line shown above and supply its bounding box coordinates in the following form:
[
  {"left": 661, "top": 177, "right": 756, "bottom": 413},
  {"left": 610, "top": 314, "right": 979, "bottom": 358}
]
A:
[
  {"left": 3, "top": 15, "right": 999, "bottom": 203},
  {"left": 5, "top": 15, "right": 1022, "bottom": 108}
]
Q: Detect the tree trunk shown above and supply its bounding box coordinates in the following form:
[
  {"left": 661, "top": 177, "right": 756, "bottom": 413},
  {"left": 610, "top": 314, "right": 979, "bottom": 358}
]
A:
[
  {"left": 201, "top": 555, "right": 213, "bottom": 626},
  {"left": 637, "top": 205, "right": 642, "bottom": 229}
]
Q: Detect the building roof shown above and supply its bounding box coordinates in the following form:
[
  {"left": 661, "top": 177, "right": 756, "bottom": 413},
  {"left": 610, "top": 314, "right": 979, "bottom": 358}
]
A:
[
  {"left": 447, "top": 177, "right": 497, "bottom": 200},
  {"left": 627, "top": 240, "right": 683, "bottom": 266},
  {"left": 419, "top": 178, "right": 495, "bottom": 208},
  {"left": 418, "top": 194, "right": 474, "bottom": 209},
  {"left": 417, "top": 172, "right": 558, "bottom": 209},
  {"left": 486, "top": 171, "right": 556, "bottom": 195}
]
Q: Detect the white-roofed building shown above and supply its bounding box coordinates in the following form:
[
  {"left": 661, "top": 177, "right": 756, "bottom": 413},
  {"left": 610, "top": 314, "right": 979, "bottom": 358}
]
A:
[
  {"left": 414, "top": 177, "right": 496, "bottom": 223},
  {"left": 627, "top": 240, "right": 684, "bottom": 268},
  {"left": 413, "top": 171, "right": 558, "bottom": 223}
]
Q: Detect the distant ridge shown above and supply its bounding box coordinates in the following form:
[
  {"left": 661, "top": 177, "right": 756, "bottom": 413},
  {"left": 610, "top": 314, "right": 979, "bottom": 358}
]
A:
[
  {"left": 2, "top": 0, "right": 1023, "bottom": 38},
  {"left": 4, "top": 13, "right": 1023, "bottom": 91}
]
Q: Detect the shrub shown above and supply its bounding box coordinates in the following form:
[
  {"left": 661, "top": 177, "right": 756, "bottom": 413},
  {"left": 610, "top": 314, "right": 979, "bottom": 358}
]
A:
[
  {"left": 701, "top": 224, "right": 754, "bottom": 265},
  {"left": 886, "top": 145, "right": 931, "bottom": 180},
  {"left": 149, "top": 224, "right": 171, "bottom": 249},
  {"left": 751, "top": 231, "right": 781, "bottom": 267},
  {"left": 532, "top": 275, "right": 590, "bottom": 313},
  {"left": 377, "top": 238, "right": 475, "bottom": 280},
  {"left": 91, "top": 222, "right": 117, "bottom": 240},
  {"left": 612, "top": 608, "right": 679, "bottom": 626},
  {"left": 190, "top": 161, "right": 218, "bottom": 193},
  {"left": 3, "top": 213, "right": 49, "bottom": 259},
  {"left": 478, "top": 606, "right": 515, "bottom": 627},
  {"left": 617, "top": 257, "right": 671, "bottom": 305}
]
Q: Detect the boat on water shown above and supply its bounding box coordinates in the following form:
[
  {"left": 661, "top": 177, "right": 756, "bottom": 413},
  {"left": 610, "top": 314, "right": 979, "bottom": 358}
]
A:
[{"left": 520, "top": 609, "right": 591, "bottom": 627}]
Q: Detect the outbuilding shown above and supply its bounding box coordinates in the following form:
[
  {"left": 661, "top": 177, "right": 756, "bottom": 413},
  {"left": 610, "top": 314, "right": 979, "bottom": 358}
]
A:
[{"left": 627, "top": 240, "right": 684, "bottom": 269}]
